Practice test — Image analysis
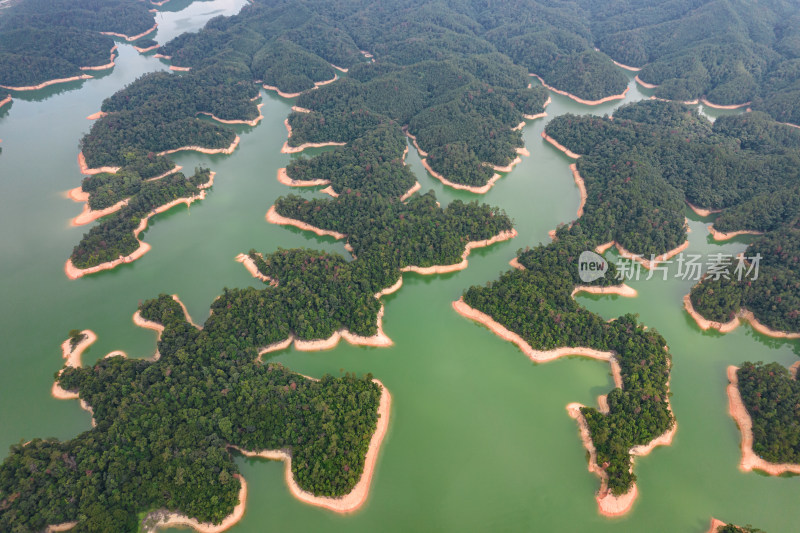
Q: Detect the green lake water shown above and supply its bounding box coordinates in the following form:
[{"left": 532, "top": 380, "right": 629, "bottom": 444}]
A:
[{"left": 0, "top": 2, "right": 798, "bottom": 531}]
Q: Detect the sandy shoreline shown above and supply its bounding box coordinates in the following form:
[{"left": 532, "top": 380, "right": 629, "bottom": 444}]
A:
[
  {"left": 727, "top": 365, "right": 800, "bottom": 475},
  {"left": 542, "top": 132, "right": 581, "bottom": 159},
  {"left": 400, "top": 229, "right": 517, "bottom": 275},
  {"left": 403, "top": 128, "right": 428, "bottom": 157},
  {"left": 263, "top": 74, "right": 337, "bottom": 99},
  {"left": 571, "top": 284, "right": 638, "bottom": 298},
  {"left": 199, "top": 103, "right": 264, "bottom": 127},
  {"left": 258, "top": 305, "right": 393, "bottom": 354},
  {"left": 400, "top": 181, "right": 421, "bottom": 201},
  {"left": 227, "top": 378, "right": 390, "bottom": 514},
  {"left": 420, "top": 157, "right": 502, "bottom": 194},
  {"left": 566, "top": 403, "right": 639, "bottom": 516},
  {"left": 276, "top": 167, "right": 330, "bottom": 187},
  {"left": 44, "top": 523, "right": 78, "bottom": 532},
  {"left": 100, "top": 22, "right": 158, "bottom": 42},
  {"left": 454, "top": 289, "right": 679, "bottom": 516},
  {"left": 686, "top": 200, "right": 721, "bottom": 217},
  {"left": 530, "top": 73, "right": 629, "bottom": 105},
  {"left": 1, "top": 74, "right": 92, "bottom": 92},
  {"left": 707, "top": 225, "right": 763, "bottom": 241},
  {"left": 235, "top": 253, "right": 278, "bottom": 286},
  {"left": 706, "top": 518, "right": 728, "bottom": 533},
  {"left": 634, "top": 75, "right": 658, "bottom": 89},
  {"left": 452, "top": 298, "right": 620, "bottom": 374},
  {"left": 158, "top": 135, "right": 240, "bottom": 156},
  {"left": 86, "top": 111, "right": 108, "bottom": 120},
  {"left": 134, "top": 44, "right": 160, "bottom": 54},
  {"left": 701, "top": 98, "right": 751, "bottom": 110},
  {"left": 80, "top": 45, "right": 117, "bottom": 71},
  {"left": 71, "top": 198, "right": 129, "bottom": 226},
  {"left": 683, "top": 294, "right": 800, "bottom": 338},
  {"left": 291, "top": 105, "right": 311, "bottom": 113},
  {"left": 144, "top": 474, "right": 247, "bottom": 533},
  {"left": 612, "top": 239, "right": 690, "bottom": 270},
  {"left": 170, "top": 65, "right": 191, "bottom": 72},
  {"left": 610, "top": 58, "right": 641, "bottom": 72},
  {"left": 266, "top": 205, "right": 346, "bottom": 239},
  {"left": 281, "top": 118, "right": 346, "bottom": 153},
  {"left": 51, "top": 330, "right": 98, "bottom": 400},
  {"left": 570, "top": 163, "right": 587, "bottom": 217},
  {"left": 78, "top": 151, "right": 121, "bottom": 175},
  {"left": 0, "top": 94, "right": 10, "bottom": 110},
  {"left": 65, "top": 174, "right": 215, "bottom": 279}
]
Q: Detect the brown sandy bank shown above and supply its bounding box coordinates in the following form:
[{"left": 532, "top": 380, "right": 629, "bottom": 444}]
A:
[
  {"left": 420, "top": 157, "right": 502, "bottom": 194},
  {"left": 400, "top": 229, "right": 517, "bottom": 275},
  {"left": 266, "top": 205, "right": 346, "bottom": 239},
  {"left": 531, "top": 73, "right": 629, "bottom": 105},
  {"left": 727, "top": 365, "right": 800, "bottom": 475},
  {"left": 684, "top": 294, "right": 800, "bottom": 338},
  {"left": 542, "top": 132, "right": 581, "bottom": 159},
  {"left": 707, "top": 225, "right": 763, "bottom": 241},
  {"left": 226, "top": 379, "right": 390, "bottom": 514},
  {"left": 65, "top": 174, "right": 215, "bottom": 279},
  {"left": 100, "top": 22, "right": 158, "bottom": 42},
  {"left": 1, "top": 74, "right": 92, "bottom": 91}
]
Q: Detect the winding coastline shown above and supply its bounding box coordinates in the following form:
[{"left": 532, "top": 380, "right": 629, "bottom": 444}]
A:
[
  {"left": 707, "top": 225, "right": 763, "bottom": 241},
  {"left": 263, "top": 74, "right": 337, "bottom": 99},
  {"left": 1, "top": 74, "right": 92, "bottom": 92},
  {"left": 420, "top": 157, "right": 502, "bottom": 194},
  {"left": 199, "top": 103, "right": 264, "bottom": 127},
  {"left": 281, "top": 118, "right": 346, "bottom": 153},
  {"left": 400, "top": 229, "right": 517, "bottom": 275},
  {"left": 266, "top": 205, "right": 346, "bottom": 239},
  {"left": 542, "top": 132, "right": 581, "bottom": 159},
  {"left": 100, "top": 22, "right": 158, "bottom": 42},
  {"left": 686, "top": 200, "right": 721, "bottom": 217},
  {"left": 64, "top": 173, "right": 216, "bottom": 279},
  {"left": 726, "top": 365, "right": 800, "bottom": 475},
  {"left": 276, "top": 167, "right": 329, "bottom": 187},
  {"left": 530, "top": 73, "right": 629, "bottom": 105},
  {"left": 225, "top": 378, "right": 391, "bottom": 514},
  {"left": 235, "top": 253, "right": 278, "bottom": 286},
  {"left": 683, "top": 293, "right": 800, "bottom": 338},
  {"left": 157, "top": 135, "right": 240, "bottom": 156}
]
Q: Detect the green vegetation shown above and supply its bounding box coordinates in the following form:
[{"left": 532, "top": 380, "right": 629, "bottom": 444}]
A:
[
  {"left": 689, "top": 227, "right": 800, "bottom": 332},
  {"left": 585, "top": 0, "right": 800, "bottom": 111},
  {"left": 462, "top": 224, "right": 673, "bottom": 495},
  {"left": 737, "top": 362, "right": 800, "bottom": 466},
  {"left": 0, "top": 0, "right": 157, "bottom": 88},
  {"left": 274, "top": 191, "right": 513, "bottom": 271},
  {"left": 285, "top": 123, "right": 417, "bottom": 197},
  {"left": 71, "top": 169, "right": 212, "bottom": 269},
  {"left": 0, "top": 291, "right": 382, "bottom": 532}
]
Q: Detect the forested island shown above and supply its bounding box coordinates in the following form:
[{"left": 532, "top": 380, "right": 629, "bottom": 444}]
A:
[
  {"left": 456, "top": 224, "right": 674, "bottom": 515},
  {"left": 0, "top": 289, "right": 389, "bottom": 531},
  {"left": 0, "top": 0, "right": 163, "bottom": 89},
  {"left": 538, "top": 100, "right": 800, "bottom": 335},
  {"left": 727, "top": 362, "right": 800, "bottom": 474}
]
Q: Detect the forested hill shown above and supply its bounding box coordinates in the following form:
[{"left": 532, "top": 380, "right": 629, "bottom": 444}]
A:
[
  {"left": 542, "top": 100, "right": 800, "bottom": 333},
  {"left": 0, "top": 289, "right": 384, "bottom": 532},
  {"left": 584, "top": 0, "right": 800, "bottom": 115},
  {"left": 0, "top": 0, "right": 164, "bottom": 88}
]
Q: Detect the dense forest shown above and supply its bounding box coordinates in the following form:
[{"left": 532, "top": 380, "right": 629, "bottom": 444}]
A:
[
  {"left": 736, "top": 362, "right": 800, "bottom": 465},
  {"left": 584, "top": 0, "right": 800, "bottom": 113},
  {"left": 0, "top": 0, "right": 161, "bottom": 87},
  {"left": 0, "top": 291, "right": 382, "bottom": 532},
  {"left": 542, "top": 101, "right": 800, "bottom": 332},
  {"left": 285, "top": 123, "right": 417, "bottom": 197},
  {"left": 462, "top": 224, "right": 674, "bottom": 495},
  {"left": 71, "top": 168, "right": 212, "bottom": 269}
]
